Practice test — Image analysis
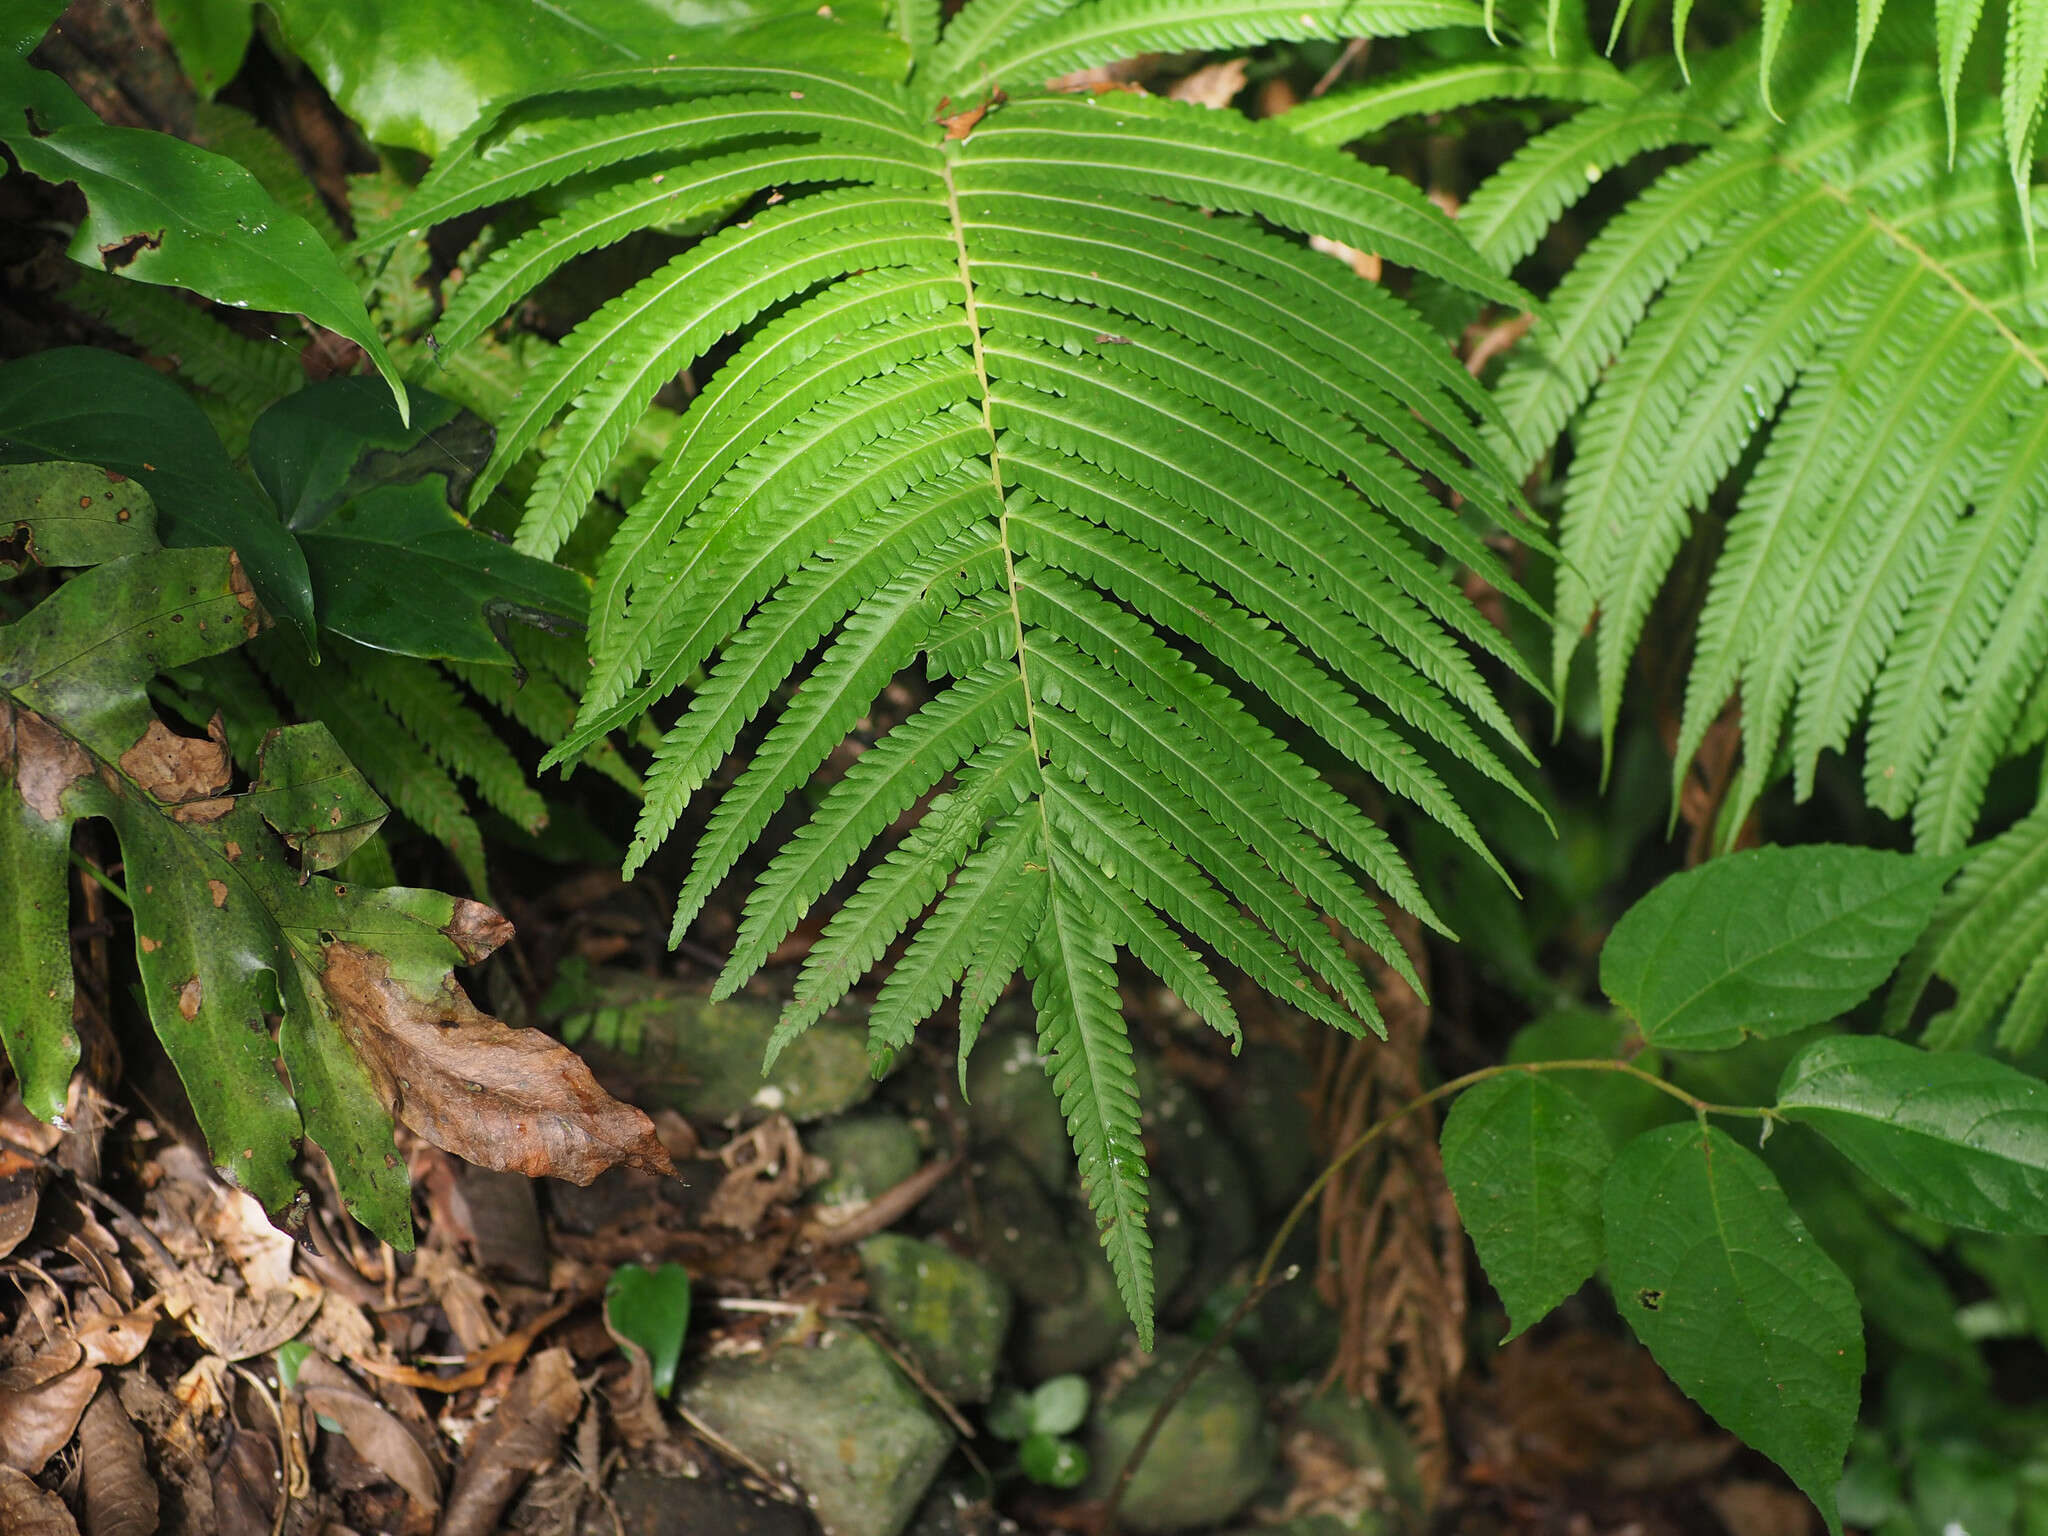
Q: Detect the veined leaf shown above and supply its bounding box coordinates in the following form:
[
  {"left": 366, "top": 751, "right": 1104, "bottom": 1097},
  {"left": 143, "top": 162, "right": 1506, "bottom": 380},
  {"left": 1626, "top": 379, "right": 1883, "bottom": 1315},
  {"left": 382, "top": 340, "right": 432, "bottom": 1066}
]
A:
[
  {"left": 1442, "top": 1073, "right": 1613, "bottom": 1339},
  {"left": 1778, "top": 1034, "right": 2048, "bottom": 1233},
  {"left": 1601, "top": 845, "right": 1957, "bottom": 1050},
  {"left": 1604, "top": 1124, "right": 1863, "bottom": 1531}
]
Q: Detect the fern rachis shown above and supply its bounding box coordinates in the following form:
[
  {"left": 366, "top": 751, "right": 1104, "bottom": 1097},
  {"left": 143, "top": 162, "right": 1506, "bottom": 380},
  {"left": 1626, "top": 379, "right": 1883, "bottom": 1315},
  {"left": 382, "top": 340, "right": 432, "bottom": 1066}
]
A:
[{"left": 378, "top": 0, "right": 1545, "bottom": 1338}]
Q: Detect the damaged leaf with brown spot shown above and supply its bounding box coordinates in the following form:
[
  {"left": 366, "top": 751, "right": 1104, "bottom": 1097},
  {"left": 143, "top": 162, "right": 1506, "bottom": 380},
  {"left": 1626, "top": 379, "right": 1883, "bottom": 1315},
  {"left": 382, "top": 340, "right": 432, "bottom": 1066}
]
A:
[
  {"left": 239, "top": 720, "right": 387, "bottom": 872},
  {"left": 0, "top": 534, "right": 593, "bottom": 1254}
]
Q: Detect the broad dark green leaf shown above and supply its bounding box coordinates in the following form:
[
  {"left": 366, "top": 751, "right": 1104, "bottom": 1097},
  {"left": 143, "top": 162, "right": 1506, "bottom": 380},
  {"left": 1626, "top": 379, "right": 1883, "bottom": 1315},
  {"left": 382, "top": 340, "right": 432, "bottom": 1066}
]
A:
[
  {"left": 0, "top": 26, "right": 404, "bottom": 417},
  {"left": 261, "top": 0, "right": 902, "bottom": 153},
  {"left": 0, "top": 349, "right": 315, "bottom": 649},
  {"left": 1601, "top": 845, "right": 1956, "bottom": 1050},
  {"left": 1442, "top": 1072, "right": 1613, "bottom": 1339},
  {"left": 0, "top": 722, "right": 77, "bottom": 1122},
  {"left": 1605, "top": 1124, "right": 1864, "bottom": 1530},
  {"left": 604, "top": 1261, "right": 691, "bottom": 1398},
  {"left": 1504, "top": 1007, "right": 1681, "bottom": 1147},
  {"left": 243, "top": 722, "right": 390, "bottom": 872},
  {"left": 0, "top": 461, "right": 157, "bottom": 571},
  {"left": 250, "top": 379, "right": 586, "bottom": 664},
  {"left": 156, "top": 0, "right": 254, "bottom": 99},
  {"left": 1777, "top": 1034, "right": 2048, "bottom": 1234}
]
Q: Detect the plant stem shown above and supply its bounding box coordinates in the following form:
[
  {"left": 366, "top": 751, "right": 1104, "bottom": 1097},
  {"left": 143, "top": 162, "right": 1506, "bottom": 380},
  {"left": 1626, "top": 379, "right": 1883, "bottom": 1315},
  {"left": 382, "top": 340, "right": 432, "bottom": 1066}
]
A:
[
  {"left": 1102, "top": 1056, "right": 1778, "bottom": 1535},
  {"left": 1256, "top": 1057, "right": 1774, "bottom": 1288}
]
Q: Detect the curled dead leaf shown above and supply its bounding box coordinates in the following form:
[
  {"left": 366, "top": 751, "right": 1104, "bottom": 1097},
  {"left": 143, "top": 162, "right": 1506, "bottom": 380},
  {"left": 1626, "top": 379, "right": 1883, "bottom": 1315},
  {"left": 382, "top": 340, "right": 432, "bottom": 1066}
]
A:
[
  {"left": 0, "top": 1465, "right": 79, "bottom": 1536},
  {"left": 440, "top": 1347, "right": 581, "bottom": 1536},
  {"left": 3, "top": 702, "right": 92, "bottom": 821},
  {"left": 705, "top": 1115, "right": 812, "bottom": 1233},
  {"left": 118, "top": 716, "right": 230, "bottom": 804},
  {"left": 79, "top": 1385, "right": 158, "bottom": 1536},
  {"left": 319, "top": 942, "right": 674, "bottom": 1185},
  {"left": 0, "top": 1363, "right": 100, "bottom": 1473},
  {"left": 296, "top": 1354, "right": 442, "bottom": 1511},
  {"left": 0, "top": 1142, "right": 36, "bottom": 1260},
  {"left": 445, "top": 898, "right": 514, "bottom": 964}
]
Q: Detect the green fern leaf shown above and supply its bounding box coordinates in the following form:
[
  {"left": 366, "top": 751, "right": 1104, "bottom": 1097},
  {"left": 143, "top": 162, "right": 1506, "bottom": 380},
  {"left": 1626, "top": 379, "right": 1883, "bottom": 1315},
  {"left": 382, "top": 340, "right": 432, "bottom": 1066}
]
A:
[{"left": 386, "top": 36, "right": 1540, "bottom": 1334}]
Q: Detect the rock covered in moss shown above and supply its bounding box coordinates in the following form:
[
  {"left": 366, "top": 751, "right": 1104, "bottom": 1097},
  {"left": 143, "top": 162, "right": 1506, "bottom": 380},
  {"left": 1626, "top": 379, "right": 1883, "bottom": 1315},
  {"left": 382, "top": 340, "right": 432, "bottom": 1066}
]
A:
[
  {"left": 556, "top": 970, "right": 877, "bottom": 1123},
  {"left": 1084, "top": 1336, "right": 1274, "bottom": 1532},
  {"left": 810, "top": 1113, "right": 923, "bottom": 1207},
  {"left": 679, "top": 1324, "right": 951, "bottom": 1536},
  {"left": 859, "top": 1234, "right": 1013, "bottom": 1402}
]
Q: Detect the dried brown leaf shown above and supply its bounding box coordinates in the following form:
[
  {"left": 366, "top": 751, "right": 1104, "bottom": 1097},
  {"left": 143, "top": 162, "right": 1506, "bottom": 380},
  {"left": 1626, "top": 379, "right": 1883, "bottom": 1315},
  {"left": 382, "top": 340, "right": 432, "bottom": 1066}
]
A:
[
  {"left": 705, "top": 1115, "right": 809, "bottom": 1233},
  {"left": 210, "top": 1422, "right": 278, "bottom": 1536},
  {"left": 0, "top": 1142, "right": 40, "bottom": 1259},
  {"left": 440, "top": 1347, "right": 581, "bottom": 1536},
  {"left": 0, "top": 1363, "right": 100, "bottom": 1473},
  {"left": 444, "top": 899, "right": 513, "bottom": 964},
  {"left": 1167, "top": 57, "right": 1248, "bottom": 108},
  {"left": 297, "top": 1355, "right": 442, "bottom": 1512},
  {"left": 117, "top": 716, "right": 230, "bottom": 804},
  {"left": 318, "top": 942, "right": 674, "bottom": 1185},
  {"left": 72, "top": 1302, "right": 156, "bottom": 1367},
  {"left": 4, "top": 702, "right": 91, "bottom": 820},
  {"left": 79, "top": 1385, "right": 157, "bottom": 1536},
  {"left": 0, "top": 1465, "right": 81, "bottom": 1536}
]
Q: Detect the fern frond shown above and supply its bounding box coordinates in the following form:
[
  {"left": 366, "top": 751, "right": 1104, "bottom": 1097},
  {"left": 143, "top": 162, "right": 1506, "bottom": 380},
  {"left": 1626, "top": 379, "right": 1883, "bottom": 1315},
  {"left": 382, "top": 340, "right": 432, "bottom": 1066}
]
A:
[
  {"left": 941, "top": 0, "right": 1486, "bottom": 103},
  {"left": 1463, "top": 19, "right": 2048, "bottom": 860},
  {"left": 388, "top": 43, "right": 1541, "bottom": 1338},
  {"left": 1286, "top": 51, "right": 1638, "bottom": 148}
]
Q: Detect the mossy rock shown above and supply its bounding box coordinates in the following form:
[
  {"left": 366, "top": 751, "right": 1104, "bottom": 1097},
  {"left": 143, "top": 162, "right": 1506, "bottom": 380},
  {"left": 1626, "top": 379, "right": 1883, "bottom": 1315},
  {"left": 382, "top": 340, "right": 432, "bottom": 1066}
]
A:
[
  {"left": 859, "top": 1234, "right": 1013, "bottom": 1403},
  {"left": 679, "top": 1323, "right": 951, "bottom": 1536},
  {"left": 1084, "top": 1335, "right": 1275, "bottom": 1533},
  {"left": 555, "top": 970, "right": 876, "bottom": 1122},
  {"left": 811, "top": 1114, "right": 923, "bottom": 1207}
]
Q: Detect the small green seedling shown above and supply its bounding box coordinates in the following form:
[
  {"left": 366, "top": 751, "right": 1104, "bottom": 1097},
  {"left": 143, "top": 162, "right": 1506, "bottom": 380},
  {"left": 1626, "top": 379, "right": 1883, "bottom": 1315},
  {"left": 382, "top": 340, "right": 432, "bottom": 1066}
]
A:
[
  {"left": 604, "top": 1261, "right": 692, "bottom": 1399},
  {"left": 988, "top": 1374, "right": 1091, "bottom": 1489}
]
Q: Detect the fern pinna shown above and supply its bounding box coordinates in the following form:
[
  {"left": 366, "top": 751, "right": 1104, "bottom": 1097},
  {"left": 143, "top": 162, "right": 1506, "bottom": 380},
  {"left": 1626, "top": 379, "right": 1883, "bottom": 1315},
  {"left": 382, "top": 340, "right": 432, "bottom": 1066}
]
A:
[
  {"left": 1293, "top": 0, "right": 2048, "bottom": 1052},
  {"left": 364, "top": 0, "right": 1545, "bottom": 1335}
]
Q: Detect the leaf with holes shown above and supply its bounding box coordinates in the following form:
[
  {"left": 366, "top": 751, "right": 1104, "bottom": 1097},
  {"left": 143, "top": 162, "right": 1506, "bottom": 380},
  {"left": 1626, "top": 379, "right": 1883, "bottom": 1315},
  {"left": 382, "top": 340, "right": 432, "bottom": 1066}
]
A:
[{"left": 1604, "top": 1124, "right": 1863, "bottom": 1530}]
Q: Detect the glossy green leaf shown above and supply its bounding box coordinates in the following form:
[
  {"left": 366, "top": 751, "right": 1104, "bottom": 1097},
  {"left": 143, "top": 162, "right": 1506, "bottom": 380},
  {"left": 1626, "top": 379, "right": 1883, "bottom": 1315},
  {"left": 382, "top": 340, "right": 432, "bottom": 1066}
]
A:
[
  {"left": 1777, "top": 1034, "right": 2048, "bottom": 1234},
  {"left": 1601, "top": 846, "right": 1957, "bottom": 1050},
  {"left": 0, "top": 30, "right": 405, "bottom": 419},
  {"left": 261, "top": 0, "right": 901, "bottom": 154},
  {"left": 156, "top": 0, "right": 255, "bottom": 99},
  {"left": 0, "top": 349, "right": 315, "bottom": 650},
  {"left": 1504, "top": 1007, "right": 1680, "bottom": 1147},
  {"left": 605, "top": 1261, "right": 692, "bottom": 1398},
  {"left": 243, "top": 722, "right": 390, "bottom": 872},
  {"left": 0, "top": 461, "right": 156, "bottom": 571},
  {"left": 0, "top": 717, "right": 78, "bottom": 1123},
  {"left": 1604, "top": 1124, "right": 1864, "bottom": 1530},
  {"left": 1019, "top": 1433, "right": 1089, "bottom": 1489},
  {"left": 1442, "top": 1072, "right": 1613, "bottom": 1339},
  {"left": 1029, "top": 1374, "right": 1090, "bottom": 1437},
  {"left": 249, "top": 379, "right": 586, "bottom": 664}
]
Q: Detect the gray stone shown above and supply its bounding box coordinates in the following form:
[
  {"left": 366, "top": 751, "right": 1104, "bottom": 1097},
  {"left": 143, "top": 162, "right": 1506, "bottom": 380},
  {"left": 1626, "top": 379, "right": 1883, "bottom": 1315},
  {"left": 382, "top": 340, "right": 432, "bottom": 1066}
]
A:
[
  {"left": 930, "top": 1146, "right": 1081, "bottom": 1312},
  {"left": 859, "top": 1234, "right": 1013, "bottom": 1403},
  {"left": 679, "top": 1324, "right": 953, "bottom": 1536},
  {"left": 960, "top": 1009, "right": 1072, "bottom": 1192},
  {"left": 1012, "top": 1239, "right": 1133, "bottom": 1381},
  {"left": 602, "top": 1468, "right": 816, "bottom": 1536},
  {"left": 1138, "top": 1064, "right": 1255, "bottom": 1314},
  {"left": 560, "top": 970, "right": 877, "bottom": 1122},
  {"left": 1217, "top": 1043, "right": 1318, "bottom": 1214},
  {"left": 810, "top": 1114, "right": 923, "bottom": 1207},
  {"left": 1084, "top": 1336, "right": 1274, "bottom": 1533}
]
